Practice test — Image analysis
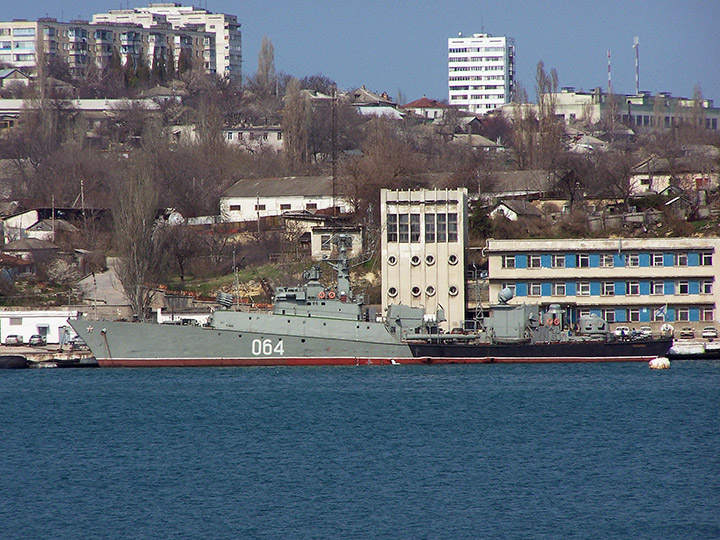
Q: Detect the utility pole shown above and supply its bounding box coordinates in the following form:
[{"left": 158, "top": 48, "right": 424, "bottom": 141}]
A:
[{"left": 331, "top": 84, "right": 337, "bottom": 217}]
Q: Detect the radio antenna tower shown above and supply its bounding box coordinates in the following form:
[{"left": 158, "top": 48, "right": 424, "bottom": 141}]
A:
[
  {"left": 607, "top": 50, "right": 612, "bottom": 94},
  {"left": 633, "top": 37, "right": 640, "bottom": 95}
]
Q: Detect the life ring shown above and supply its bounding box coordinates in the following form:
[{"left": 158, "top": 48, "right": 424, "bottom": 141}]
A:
[
  {"left": 328, "top": 291, "right": 336, "bottom": 299},
  {"left": 553, "top": 318, "right": 560, "bottom": 326},
  {"left": 318, "top": 291, "right": 325, "bottom": 299},
  {"left": 546, "top": 317, "right": 554, "bottom": 326}
]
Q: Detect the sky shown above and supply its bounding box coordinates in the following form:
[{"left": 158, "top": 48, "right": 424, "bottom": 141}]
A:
[{"left": 8, "top": 0, "right": 720, "bottom": 104}]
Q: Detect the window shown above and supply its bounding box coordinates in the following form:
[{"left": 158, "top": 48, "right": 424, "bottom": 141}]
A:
[
  {"left": 551, "top": 254, "right": 565, "bottom": 268},
  {"left": 410, "top": 214, "right": 421, "bottom": 243},
  {"left": 650, "top": 281, "right": 664, "bottom": 295},
  {"left": 577, "top": 254, "right": 589, "bottom": 268},
  {"left": 675, "top": 252, "right": 688, "bottom": 266},
  {"left": 602, "top": 308, "right": 616, "bottom": 323},
  {"left": 577, "top": 308, "right": 590, "bottom": 318},
  {"left": 229, "top": 204, "right": 241, "bottom": 212},
  {"left": 9, "top": 317, "right": 22, "bottom": 325},
  {"left": 387, "top": 214, "right": 398, "bottom": 242},
  {"left": 702, "top": 280, "right": 713, "bottom": 294},
  {"left": 398, "top": 214, "right": 409, "bottom": 243},
  {"left": 424, "top": 214, "right": 435, "bottom": 243},
  {"left": 280, "top": 204, "right": 291, "bottom": 211},
  {"left": 628, "top": 308, "right": 641, "bottom": 322},
  {"left": 305, "top": 203, "right": 317, "bottom": 210},
  {"left": 627, "top": 253, "right": 639, "bottom": 267},
  {"left": 226, "top": 132, "right": 233, "bottom": 140},
  {"left": 436, "top": 213, "right": 447, "bottom": 242},
  {"left": 677, "top": 281, "right": 689, "bottom": 295},
  {"left": 701, "top": 307, "right": 714, "bottom": 321},
  {"left": 254, "top": 204, "right": 266, "bottom": 211},
  {"left": 577, "top": 282, "right": 590, "bottom": 296},
  {"left": 447, "top": 213, "right": 458, "bottom": 242},
  {"left": 529, "top": 282, "right": 542, "bottom": 296},
  {"left": 501, "top": 255, "right": 515, "bottom": 269},
  {"left": 627, "top": 281, "right": 639, "bottom": 295},
  {"left": 320, "top": 235, "right": 331, "bottom": 251},
  {"left": 600, "top": 254, "right": 614, "bottom": 268},
  {"left": 676, "top": 308, "right": 689, "bottom": 322},
  {"left": 528, "top": 254, "right": 541, "bottom": 268},
  {"left": 552, "top": 283, "right": 566, "bottom": 296},
  {"left": 651, "top": 253, "right": 664, "bottom": 267},
  {"left": 602, "top": 282, "right": 615, "bottom": 296},
  {"left": 277, "top": 132, "right": 282, "bottom": 140},
  {"left": 700, "top": 252, "right": 713, "bottom": 266}
]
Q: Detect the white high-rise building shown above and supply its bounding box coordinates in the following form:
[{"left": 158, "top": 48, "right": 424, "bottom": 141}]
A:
[
  {"left": 448, "top": 33, "right": 515, "bottom": 113},
  {"left": 93, "top": 3, "right": 242, "bottom": 80}
]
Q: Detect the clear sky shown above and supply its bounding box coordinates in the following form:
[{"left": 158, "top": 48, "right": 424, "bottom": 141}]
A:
[{"left": 8, "top": 0, "right": 720, "bottom": 104}]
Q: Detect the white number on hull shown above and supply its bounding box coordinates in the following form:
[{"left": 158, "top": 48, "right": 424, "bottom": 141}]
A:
[{"left": 251, "top": 338, "right": 284, "bottom": 356}]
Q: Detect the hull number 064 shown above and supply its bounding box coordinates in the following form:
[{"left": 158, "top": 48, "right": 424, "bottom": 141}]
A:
[{"left": 251, "top": 338, "right": 284, "bottom": 356}]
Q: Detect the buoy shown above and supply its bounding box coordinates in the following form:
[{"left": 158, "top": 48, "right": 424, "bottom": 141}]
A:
[{"left": 649, "top": 357, "right": 670, "bottom": 369}]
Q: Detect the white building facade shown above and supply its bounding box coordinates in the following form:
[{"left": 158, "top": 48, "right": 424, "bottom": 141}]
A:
[
  {"left": 484, "top": 238, "right": 720, "bottom": 331},
  {"left": 220, "top": 176, "right": 350, "bottom": 223},
  {"left": 0, "top": 309, "right": 78, "bottom": 344},
  {"left": 381, "top": 188, "right": 468, "bottom": 331},
  {"left": 448, "top": 33, "right": 515, "bottom": 113}
]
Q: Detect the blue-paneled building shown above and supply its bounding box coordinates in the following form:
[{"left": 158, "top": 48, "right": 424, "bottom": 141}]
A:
[{"left": 484, "top": 238, "right": 719, "bottom": 331}]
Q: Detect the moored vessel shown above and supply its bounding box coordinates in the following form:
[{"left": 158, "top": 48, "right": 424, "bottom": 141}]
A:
[{"left": 69, "top": 235, "right": 672, "bottom": 367}]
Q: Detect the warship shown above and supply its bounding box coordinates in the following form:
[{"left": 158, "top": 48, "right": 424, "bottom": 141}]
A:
[{"left": 69, "top": 236, "right": 673, "bottom": 367}]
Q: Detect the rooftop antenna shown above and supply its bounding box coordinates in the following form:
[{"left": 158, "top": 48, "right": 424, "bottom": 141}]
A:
[
  {"left": 634, "top": 36, "right": 640, "bottom": 95},
  {"left": 607, "top": 49, "right": 612, "bottom": 94}
]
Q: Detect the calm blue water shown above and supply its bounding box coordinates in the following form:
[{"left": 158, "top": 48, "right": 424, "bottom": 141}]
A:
[{"left": 1, "top": 362, "right": 719, "bottom": 539}]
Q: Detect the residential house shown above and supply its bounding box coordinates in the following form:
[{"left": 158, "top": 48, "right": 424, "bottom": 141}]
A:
[
  {"left": 2, "top": 238, "right": 59, "bottom": 262},
  {"left": 630, "top": 154, "right": 719, "bottom": 195},
  {"left": 402, "top": 97, "right": 448, "bottom": 120},
  {"left": 490, "top": 200, "right": 543, "bottom": 221},
  {"left": 220, "top": 176, "right": 350, "bottom": 223},
  {"left": 223, "top": 125, "right": 283, "bottom": 153},
  {"left": 349, "top": 86, "right": 405, "bottom": 119},
  {"left": 0, "top": 68, "right": 31, "bottom": 88}
]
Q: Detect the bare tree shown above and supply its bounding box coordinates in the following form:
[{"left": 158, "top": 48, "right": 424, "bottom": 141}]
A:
[
  {"left": 282, "top": 77, "right": 310, "bottom": 171},
  {"left": 112, "top": 160, "right": 166, "bottom": 320}
]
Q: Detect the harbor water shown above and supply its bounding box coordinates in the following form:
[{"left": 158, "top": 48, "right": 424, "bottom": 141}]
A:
[{"left": 1, "top": 362, "right": 719, "bottom": 539}]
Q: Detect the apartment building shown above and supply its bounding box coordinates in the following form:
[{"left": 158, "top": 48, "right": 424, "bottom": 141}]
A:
[
  {"left": 381, "top": 188, "right": 468, "bottom": 331},
  {"left": 93, "top": 3, "right": 242, "bottom": 79},
  {"left": 448, "top": 33, "right": 515, "bottom": 113},
  {"left": 484, "top": 238, "right": 719, "bottom": 328},
  {"left": 0, "top": 17, "right": 210, "bottom": 78}
]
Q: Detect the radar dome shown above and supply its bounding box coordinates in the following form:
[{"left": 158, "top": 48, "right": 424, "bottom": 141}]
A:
[{"left": 498, "top": 287, "right": 514, "bottom": 304}]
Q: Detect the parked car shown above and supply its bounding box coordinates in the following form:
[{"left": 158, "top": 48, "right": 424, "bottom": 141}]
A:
[
  {"left": 679, "top": 327, "right": 695, "bottom": 339},
  {"left": 701, "top": 326, "right": 718, "bottom": 340},
  {"left": 639, "top": 326, "right": 653, "bottom": 339},
  {"left": 614, "top": 326, "right": 630, "bottom": 339},
  {"left": 28, "top": 334, "right": 46, "bottom": 347},
  {"left": 4, "top": 335, "right": 23, "bottom": 346}
]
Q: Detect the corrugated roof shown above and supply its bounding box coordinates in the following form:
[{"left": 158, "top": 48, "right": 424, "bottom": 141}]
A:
[
  {"left": 403, "top": 97, "right": 447, "bottom": 109},
  {"left": 222, "top": 176, "right": 339, "bottom": 198}
]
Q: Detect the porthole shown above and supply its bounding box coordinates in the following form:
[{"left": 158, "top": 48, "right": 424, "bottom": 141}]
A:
[
  {"left": 448, "top": 254, "right": 459, "bottom": 265},
  {"left": 388, "top": 255, "right": 398, "bottom": 266},
  {"left": 388, "top": 287, "right": 398, "bottom": 297},
  {"left": 426, "top": 286, "right": 436, "bottom": 297},
  {"left": 425, "top": 254, "right": 435, "bottom": 266},
  {"left": 449, "top": 285, "right": 459, "bottom": 296},
  {"left": 410, "top": 255, "right": 421, "bottom": 266},
  {"left": 411, "top": 286, "right": 421, "bottom": 297}
]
